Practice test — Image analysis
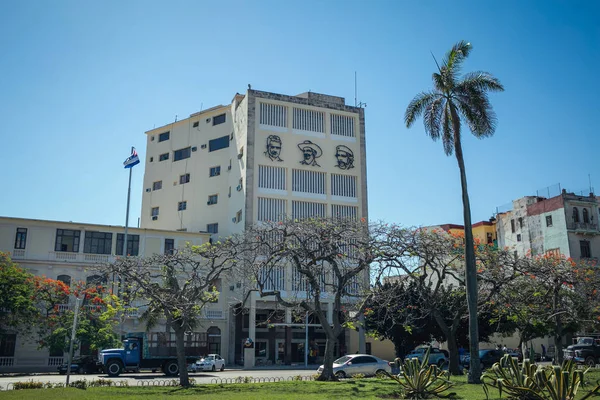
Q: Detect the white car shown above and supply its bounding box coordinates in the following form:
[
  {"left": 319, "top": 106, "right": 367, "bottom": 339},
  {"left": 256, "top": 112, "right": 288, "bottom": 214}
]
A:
[
  {"left": 317, "top": 354, "right": 391, "bottom": 378},
  {"left": 190, "top": 354, "right": 225, "bottom": 372}
]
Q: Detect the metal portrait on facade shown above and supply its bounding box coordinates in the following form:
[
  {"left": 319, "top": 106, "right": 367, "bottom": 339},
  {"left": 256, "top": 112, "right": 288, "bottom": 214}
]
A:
[
  {"left": 264, "top": 135, "right": 283, "bottom": 162},
  {"left": 297, "top": 140, "right": 322, "bottom": 167},
  {"left": 335, "top": 145, "right": 354, "bottom": 170}
]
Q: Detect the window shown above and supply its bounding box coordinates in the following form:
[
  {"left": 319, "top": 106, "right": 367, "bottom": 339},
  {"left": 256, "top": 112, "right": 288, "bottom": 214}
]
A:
[
  {"left": 14, "top": 228, "right": 27, "bottom": 249},
  {"left": 546, "top": 215, "right": 553, "bottom": 227},
  {"left": 207, "top": 223, "right": 219, "bottom": 234},
  {"left": 209, "top": 166, "right": 221, "bottom": 177},
  {"left": 513, "top": 250, "right": 518, "bottom": 259},
  {"left": 255, "top": 341, "right": 267, "bottom": 358},
  {"left": 258, "top": 265, "right": 285, "bottom": 291},
  {"left": 573, "top": 207, "right": 580, "bottom": 223},
  {"left": 84, "top": 231, "right": 113, "bottom": 255},
  {"left": 292, "top": 108, "right": 324, "bottom": 132},
  {"left": 164, "top": 239, "right": 174, "bottom": 255},
  {"left": 57, "top": 274, "right": 71, "bottom": 286},
  {"left": 192, "top": 121, "right": 199, "bottom": 128},
  {"left": 208, "top": 327, "right": 221, "bottom": 354},
  {"left": 174, "top": 147, "right": 191, "bottom": 161},
  {"left": 518, "top": 217, "right": 524, "bottom": 228},
  {"left": 292, "top": 169, "right": 326, "bottom": 194},
  {"left": 257, "top": 197, "right": 287, "bottom": 221},
  {"left": 209, "top": 135, "right": 229, "bottom": 152},
  {"left": 179, "top": 174, "right": 190, "bottom": 184},
  {"left": 292, "top": 201, "right": 327, "bottom": 219},
  {"left": 580, "top": 240, "right": 591, "bottom": 258},
  {"left": 158, "top": 131, "right": 170, "bottom": 142},
  {"left": 486, "top": 232, "right": 493, "bottom": 244},
  {"left": 159, "top": 153, "right": 169, "bottom": 161},
  {"left": 258, "top": 165, "right": 286, "bottom": 190},
  {"left": 0, "top": 334, "right": 16, "bottom": 357},
  {"left": 330, "top": 114, "right": 355, "bottom": 137},
  {"left": 213, "top": 113, "right": 226, "bottom": 125},
  {"left": 207, "top": 195, "right": 218, "bottom": 205},
  {"left": 510, "top": 219, "right": 515, "bottom": 233},
  {"left": 150, "top": 157, "right": 153, "bottom": 162},
  {"left": 116, "top": 234, "right": 140, "bottom": 256},
  {"left": 55, "top": 229, "right": 80, "bottom": 252},
  {"left": 152, "top": 181, "right": 162, "bottom": 191},
  {"left": 517, "top": 234, "right": 522, "bottom": 242},
  {"left": 331, "top": 204, "right": 358, "bottom": 220},
  {"left": 178, "top": 201, "right": 187, "bottom": 211},
  {"left": 151, "top": 207, "right": 159, "bottom": 217},
  {"left": 583, "top": 208, "right": 589, "bottom": 223},
  {"left": 331, "top": 174, "right": 357, "bottom": 197},
  {"left": 236, "top": 210, "right": 242, "bottom": 223},
  {"left": 259, "top": 103, "right": 287, "bottom": 127}
]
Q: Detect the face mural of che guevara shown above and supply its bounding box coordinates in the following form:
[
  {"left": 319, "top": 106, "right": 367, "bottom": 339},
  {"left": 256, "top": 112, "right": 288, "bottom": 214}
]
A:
[{"left": 335, "top": 145, "right": 354, "bottom": 170}]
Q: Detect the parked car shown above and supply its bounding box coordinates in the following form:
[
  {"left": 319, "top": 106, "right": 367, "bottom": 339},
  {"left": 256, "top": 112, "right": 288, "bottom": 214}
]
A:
[
  {"left": 405, "top": 346, "right": 447, "bottom": 367},
  {"left": 462, "top": 349, "right": 504, "bottom": 370},
  {"left": 564, "top": 337, "right": 600, "bottom": 367},
  {"left": 58, "top": 355, "right": 102, "bottom": 375},
  {"left": 317, "top": 354, "right": 391, "bottom": 378},
  {"left": 189, "top": 354, "right": 225, "bottom": 372}
]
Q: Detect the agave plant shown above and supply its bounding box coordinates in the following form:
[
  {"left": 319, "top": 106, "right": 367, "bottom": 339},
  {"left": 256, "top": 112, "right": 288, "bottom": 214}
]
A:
[
  {"left": 386, "top": 347, "right": 455, "bottom": 399},
  {"left": 482, "top": 354, "right": 600, "bottom": 400}
]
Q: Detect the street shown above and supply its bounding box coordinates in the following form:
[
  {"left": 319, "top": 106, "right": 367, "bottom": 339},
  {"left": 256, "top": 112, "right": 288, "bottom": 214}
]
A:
[{"left": 0, "top": 368, "right": 316, "bottom": 390}]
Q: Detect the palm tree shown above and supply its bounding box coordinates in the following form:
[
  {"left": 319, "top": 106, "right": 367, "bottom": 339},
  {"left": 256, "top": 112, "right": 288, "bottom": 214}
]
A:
[{"left": 405, "top": 41, "right": 504, "bottom": 383}]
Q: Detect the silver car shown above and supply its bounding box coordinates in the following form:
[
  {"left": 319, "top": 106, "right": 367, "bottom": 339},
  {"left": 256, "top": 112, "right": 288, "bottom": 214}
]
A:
[{"left": 317, "top": 354, "right": 391, "bottom": 378}]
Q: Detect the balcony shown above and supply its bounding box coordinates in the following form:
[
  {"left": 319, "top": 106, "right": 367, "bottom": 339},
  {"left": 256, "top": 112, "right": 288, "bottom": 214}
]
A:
[
  {"left": 48, "top": 252, "right": 115, "bottom": 264},
  {"left": 203, "top": 309, "right": 224, "bottom": 319},
  {"left": 48, "top": 357, "right": 64, "bottom": 366},
  {"left": 0, "top": 357, "right": 14, "bottom": 367},
  {"left": 11, "top": 249, "right": 25, "bottom": 259},
  {"left": 567, "top": 222, "right": 599, "bottom": 234}
]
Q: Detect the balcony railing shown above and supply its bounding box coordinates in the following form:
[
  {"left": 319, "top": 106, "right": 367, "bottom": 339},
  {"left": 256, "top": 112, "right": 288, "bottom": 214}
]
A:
[
  {"left": 48, "top": 357, "right": 64, "bottom": 366},
  {"left": 0, "top": 357, "right": 14, "bottom": 366},
  {"left": 11, "top": 249, "right": 25, "bottom": 259},
  {"left": 56, "top": 304, "right": 71, "bottom": 312},
  {"left": 204, "top": 309, "right": 224, "bottom": 319},
  {"left": 48, "top": 251, "right": 115, "bottom": 264},
  {"left": 567, "top": 222, "right": 599, "bottom": 232}
]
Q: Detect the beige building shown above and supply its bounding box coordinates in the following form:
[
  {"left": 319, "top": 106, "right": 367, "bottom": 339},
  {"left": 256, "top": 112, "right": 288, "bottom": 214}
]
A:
[
  {"left": 141, "top": 88, "right": 369, "bottom": 366},
  {"left": 0, "top": 216, "right": 219, "bottom": 372}
]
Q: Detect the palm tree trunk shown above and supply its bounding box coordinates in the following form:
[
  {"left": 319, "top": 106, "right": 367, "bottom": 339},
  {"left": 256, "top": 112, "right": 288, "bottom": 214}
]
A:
[{"left": 450, "top": 104, "right": 480, "bottom": 384}]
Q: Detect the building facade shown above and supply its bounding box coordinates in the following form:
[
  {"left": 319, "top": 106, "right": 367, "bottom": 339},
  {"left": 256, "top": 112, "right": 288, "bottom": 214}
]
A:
[
  {"left": 140, "top": 89, "right": 369, "bottom": 366},
  {"left": 496, "top": 190, "right": 600, "bottom": 260},
  {"left": 0, "top": 217, "right": 216, "bottom": 372}
]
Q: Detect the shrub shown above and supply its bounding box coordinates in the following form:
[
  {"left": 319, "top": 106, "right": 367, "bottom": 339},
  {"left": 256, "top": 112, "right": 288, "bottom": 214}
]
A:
[
  {"left": 385, "top": 347, "right": 454, "bottom": 399},
  {"left": 13, "top": 380, "right": 44, "bottom": 390},
  {"left": 351, "top": 373, "right": 366, "bottom": 379},
  {"left": 482, "top": 355, "right": 600, "bottom": 400},
  {"left": 68, "top": 379, "right": 88, "bottom": 390},
  {"left": 88, "top": 378, "right": 113, "bottom": 387}
]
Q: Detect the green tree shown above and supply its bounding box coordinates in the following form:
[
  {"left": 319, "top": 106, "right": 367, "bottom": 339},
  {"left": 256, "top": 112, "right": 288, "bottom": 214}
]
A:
[
  {"left": 404, "top": 41, "right": 504, "bottom": 383},
  {"left": 0, "top": 252, "right": 38, "bottom": 334}
]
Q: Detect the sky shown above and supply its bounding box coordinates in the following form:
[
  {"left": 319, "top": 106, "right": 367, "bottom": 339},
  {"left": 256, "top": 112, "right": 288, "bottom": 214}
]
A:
[{"left": 0, "top": 0, "right": 598, "bottom": 228}]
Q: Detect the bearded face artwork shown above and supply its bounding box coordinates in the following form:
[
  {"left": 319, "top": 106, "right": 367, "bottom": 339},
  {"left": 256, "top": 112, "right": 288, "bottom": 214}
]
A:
[
  {"left": 297, "top": 140, "right": 322, "bottom": 167},
  {"left": 335, "top": 145, "right": 354, "bottom": 170}
]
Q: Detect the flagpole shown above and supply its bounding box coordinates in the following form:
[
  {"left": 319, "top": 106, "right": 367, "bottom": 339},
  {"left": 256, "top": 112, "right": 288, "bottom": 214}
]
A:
[{"left": 123, "top": 146, "right": 133, "bottom": 257}]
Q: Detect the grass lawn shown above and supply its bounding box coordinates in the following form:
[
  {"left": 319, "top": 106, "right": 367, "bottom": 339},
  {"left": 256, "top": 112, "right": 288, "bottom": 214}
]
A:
[{"left": 2, "top": 370, "right": 600, "bottom": 399}]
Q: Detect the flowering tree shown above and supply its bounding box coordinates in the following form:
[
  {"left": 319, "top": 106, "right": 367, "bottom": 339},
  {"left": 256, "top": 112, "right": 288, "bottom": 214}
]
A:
[
  {"left": 104, "top": 242, "right": 240, "bottom": 387},
  {"left": 33, "top": 276, "right": 121, "bottom": 355},
  {"left": 233, "top": 217, "right": 376, "bottom": 381},
  {"left": 0, "top": 252, "right": 38, "bottom": 334}
]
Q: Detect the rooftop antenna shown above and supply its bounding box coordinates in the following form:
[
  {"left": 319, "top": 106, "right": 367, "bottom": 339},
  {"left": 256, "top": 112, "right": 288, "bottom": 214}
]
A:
[
  {"left": 354, "top": 71, "right": 367, "bottom": 108},
  {"left": 174, "top": 115, "right": 178, "bottom": 122},
  {"left": 589, "top": 173, "right": 594, "bottom": 194}
]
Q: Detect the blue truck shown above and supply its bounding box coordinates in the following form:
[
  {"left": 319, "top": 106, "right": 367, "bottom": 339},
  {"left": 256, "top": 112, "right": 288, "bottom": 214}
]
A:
[{"left": 99, "top": 332, "right": 206, "bottom": 377}]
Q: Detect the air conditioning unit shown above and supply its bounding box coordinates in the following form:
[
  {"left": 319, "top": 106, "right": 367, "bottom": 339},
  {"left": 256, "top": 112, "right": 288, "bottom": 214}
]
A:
[
  {"left": 145, "top": 188, "right": 151, "bottom": 192},
  {"left": 191, "top": 146, "right": 197, "bottom": 152},
  {"left": 206, "top": 118, "right": 211, "bottom": 123},
  {"left": 237, "top": 153, "right": 243, "bottom": 160},
  {"left": 152, "top": 216, "right": 158, "bottom": 221},
  {"left": 201, "top": 144, "right": 207, "bottom": 149},
  {"left": 193, "top": 121, "right": 199, "bottom": 128},
  {"left": 236, "top": 184, "right": 243, "bottom": 191},
  {"left": 227, "top": 165, "right": 231, "bottom": 171}
]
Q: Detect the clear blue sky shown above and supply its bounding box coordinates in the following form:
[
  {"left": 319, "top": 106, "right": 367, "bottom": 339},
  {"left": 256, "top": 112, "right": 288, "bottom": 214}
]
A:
[{"left": 1, "top": 0, "right": 598, "bottom": 228}]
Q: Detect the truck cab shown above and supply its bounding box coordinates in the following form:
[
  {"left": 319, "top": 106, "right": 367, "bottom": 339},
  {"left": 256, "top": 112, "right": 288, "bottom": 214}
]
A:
[
  {"left": 99, "top": 338, "right": 142, "bottom": 377},
  {"left": 564, "top": 337, "right": 600, "bottom": 367}
]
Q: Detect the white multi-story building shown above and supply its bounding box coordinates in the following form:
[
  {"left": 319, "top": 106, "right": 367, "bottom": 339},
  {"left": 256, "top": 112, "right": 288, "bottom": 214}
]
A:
[{"left": 141, "top": 88, "right": 369, "bottom": 366}]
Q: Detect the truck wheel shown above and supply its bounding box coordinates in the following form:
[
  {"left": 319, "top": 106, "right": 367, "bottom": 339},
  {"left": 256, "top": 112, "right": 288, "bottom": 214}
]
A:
[
  {"left": 164, "top": 360, "right": 179, "bottom": 376},
  {"left": 585, "top": 357, "right": 596, "bottom": 367},
  {"left": 106, "top": 360, "right": 123, "bottom": 377}
]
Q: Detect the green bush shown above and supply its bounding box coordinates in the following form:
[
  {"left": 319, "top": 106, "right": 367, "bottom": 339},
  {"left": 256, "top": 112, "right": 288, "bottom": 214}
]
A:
[
  {"left": 351, "top": 373, "right": 366, "bottom": 379},
  {"left": 88, "top": 378, "right": 113, "bottom": 387},
  {"left": 385, "top": 347, "right": 455, "bottom": 399},
  {"left": 482, "top": 354, "right": 600, "bottom": 400},
  {"left": 68, "top": 379, "right": 88, "bottom": 390},
  {"left": 13, "top": 380, "right": 44, "bottom": 390}
]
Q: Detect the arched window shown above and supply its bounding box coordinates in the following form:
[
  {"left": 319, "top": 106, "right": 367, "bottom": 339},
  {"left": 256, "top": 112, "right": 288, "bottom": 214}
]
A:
[
  {"left": 583, "top": 208, "right": 589, "bottom": 223},
  {"left": 573, "top": 207, "right": 580, "bottom": 223},
  {"left": 207, "top": 326, "right": 221, "bottom": 354},
  {"left": 57, "top": 274, "right": 71, "bottom": 286}
]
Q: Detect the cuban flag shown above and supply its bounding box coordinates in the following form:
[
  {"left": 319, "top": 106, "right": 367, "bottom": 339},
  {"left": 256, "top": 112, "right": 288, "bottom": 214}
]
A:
[{"left": 123, "top": 148, "right": 140, "bottom": 169}]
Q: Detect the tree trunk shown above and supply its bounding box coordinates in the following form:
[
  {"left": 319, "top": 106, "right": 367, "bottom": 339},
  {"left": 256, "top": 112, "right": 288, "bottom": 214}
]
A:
[
  {"left": 446, "top": 331, "right": 461, "bottom": 375},
  {"left": 553, "top": 285, "right": 564, "bottom": 365},
  {"left": 174, "top": 328, "right": 190, "bottom": 387},
  {"left": 450, "top": 103, "right": 480, "bottom": 384},
  {"left": 317, "top": 336, "right": 338, "bottom": 381}
]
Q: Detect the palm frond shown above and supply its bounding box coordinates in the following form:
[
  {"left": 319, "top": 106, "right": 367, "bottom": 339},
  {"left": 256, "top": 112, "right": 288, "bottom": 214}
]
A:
[
  {"left": 458, "top": 71, "right": 504, "bottom": 93},
  {"left": 424, "top": 96, "right": 446, "bottom": 141},
  {"left": 442, "top": 103, "right": 454, "bottom": 156},
  {"left": 456, "top": 89, "right": 497, "bottom": 137},
  {"left": 432, "top": 72, "right": 446, "bottom": 93},
  {"left": 405, "top": 91, "right": 440, "bottom": 128},
  {"left": 442, "top": 40, "right": 472, "bottom": 75}
]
